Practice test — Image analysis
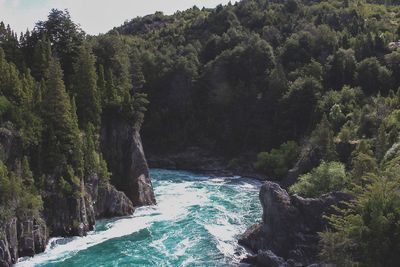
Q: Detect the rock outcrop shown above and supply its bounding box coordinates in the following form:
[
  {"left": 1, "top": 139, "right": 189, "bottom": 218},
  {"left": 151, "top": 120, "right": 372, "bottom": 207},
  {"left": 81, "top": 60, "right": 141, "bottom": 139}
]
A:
[
  {"left": 0, "top": 217, "right": 47, "bottom": 267},
  {"left": 101, "top": 114, "right": 156, "bottom": 206},
  {"left": 95, "top": 183, "right": 135, "bottom": 218},
  {"left": 0, "top": 113, "right": 155, "bottom": 266},
  {"left": 0, "top": 128, "right": 49, "bottom": 267},
  {"left": 43, "top": 179, "right": 95, "bottom": 237},
  {"left": 239, "top": 181, "right": 352, "bottom": 266}
]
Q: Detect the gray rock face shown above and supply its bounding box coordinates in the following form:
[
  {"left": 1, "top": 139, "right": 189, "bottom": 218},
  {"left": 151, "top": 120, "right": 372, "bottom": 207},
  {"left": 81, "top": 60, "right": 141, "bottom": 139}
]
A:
[
  {"left": 0, "top": 128, "right": 48, "bottom": 266},
  {"left": 239, "top": 181, "right": 352, "bottom": 266},
  {"left": 1, "top": 117, "right": 154, "bottom": 265},
  {"left": 0, "top": 217, "right": 47, "bottom": 267},
  {"left": 42, "top": 175, "right": 95, "bottom": 237},
  {"left": 101, "top": 115, "right": 156, "bottom": 206},
  {"left": 0, "top": 240, "right": 11, "bottom": 267},
  {"left": 95, "top": 183, "right": 135, "bottom": 218}
]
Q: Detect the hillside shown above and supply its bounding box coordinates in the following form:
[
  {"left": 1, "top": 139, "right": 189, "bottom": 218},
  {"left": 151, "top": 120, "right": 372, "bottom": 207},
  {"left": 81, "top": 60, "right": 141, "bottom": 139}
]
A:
[{"left": 1, "top": 0, "right": 400, "bottom": 266}]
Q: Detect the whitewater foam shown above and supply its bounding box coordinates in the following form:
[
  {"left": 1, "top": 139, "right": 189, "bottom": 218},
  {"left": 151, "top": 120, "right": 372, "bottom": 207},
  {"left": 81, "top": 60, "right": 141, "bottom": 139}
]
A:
[{"left": 17, "top": 169, "right": 262, "bottom": 267}]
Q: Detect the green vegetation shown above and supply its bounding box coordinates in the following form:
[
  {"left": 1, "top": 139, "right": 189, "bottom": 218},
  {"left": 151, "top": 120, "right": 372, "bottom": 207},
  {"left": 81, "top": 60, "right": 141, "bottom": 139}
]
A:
[
  {"left": 255, "top": 141, "right": 299, "bottom": 179},
  {"left": 289, "top": 161, "right": 348, "bottom": 197},
  {"left": 1, "top": 0, "right": 400, "bottom": 264},
  {"left": 320, "top": 166, "right": 400, "bottom": 267},
  {"left": 0, "top": 9, "right": 148, "bottom": 232}
]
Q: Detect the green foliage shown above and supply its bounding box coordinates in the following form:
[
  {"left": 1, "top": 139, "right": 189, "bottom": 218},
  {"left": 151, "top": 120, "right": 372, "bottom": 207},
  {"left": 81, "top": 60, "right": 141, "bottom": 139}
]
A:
[
  {"left": 0, "top": 160, "right": 43, "bottom": 222},
  {"left": 310, "top": 115, "right": 338, "bottom": 161},
  {"left": 356, "top": 57, "right": 392, "bottom": 95},
  {"left": 255, "top": 141, "right": 299, "bottom": 179},
  {"left": 320, "top": 168, "right": 400, "bottom": 267},
  {"left": 73, "top": 43, "right": 101, "bottom": 128},
  {"left": 41, "top": 57, "right": 83, "bottom": 178},
  {"left": 2, "top": 2, "right": 400, "bottom": 260},
  {"left": 290, "top": 161, "right": 349, "bottom": 197}
]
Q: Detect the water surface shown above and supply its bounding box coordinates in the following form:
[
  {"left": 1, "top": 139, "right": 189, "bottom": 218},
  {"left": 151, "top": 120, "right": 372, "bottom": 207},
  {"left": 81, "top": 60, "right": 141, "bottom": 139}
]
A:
[{"left": 17, "top": 169, "right": 262, "bottom": 267}]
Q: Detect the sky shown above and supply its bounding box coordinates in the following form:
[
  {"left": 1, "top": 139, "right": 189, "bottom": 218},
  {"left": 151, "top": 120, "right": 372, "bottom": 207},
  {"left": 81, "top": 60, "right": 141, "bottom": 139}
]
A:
[{"left": 0, "top": 0, "right": 232, "bottom": 35}]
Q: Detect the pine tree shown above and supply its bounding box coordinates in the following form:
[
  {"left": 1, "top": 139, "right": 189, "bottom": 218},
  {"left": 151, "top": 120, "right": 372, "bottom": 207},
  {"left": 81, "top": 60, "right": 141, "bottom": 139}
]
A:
[
  {"left": 97, "top": 64, "right": 106, "bottom": 102},
  {"left": 31, "top": 36, "right": 51, "bottom": 81},
  {"left": 105, "top": 68, "right": 118, "bottom": 104},
  {"left": 42, "top": 56, "right": 83, "bottom": 176},
  {"left": 73, "top": 44, "right": 101, "bottom": 128},
  {"left": 311, "top": 114, "right": 337, "bottom": 161}
]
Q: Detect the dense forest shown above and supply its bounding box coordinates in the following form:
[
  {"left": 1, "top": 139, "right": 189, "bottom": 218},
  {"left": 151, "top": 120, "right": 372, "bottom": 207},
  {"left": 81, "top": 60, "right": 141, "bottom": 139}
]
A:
[
  {"left": 1, "top": 0, "right": 400, "bottom": 266},
  {"left": 0, "top": 7, "right": 154, "bottom": 265}
]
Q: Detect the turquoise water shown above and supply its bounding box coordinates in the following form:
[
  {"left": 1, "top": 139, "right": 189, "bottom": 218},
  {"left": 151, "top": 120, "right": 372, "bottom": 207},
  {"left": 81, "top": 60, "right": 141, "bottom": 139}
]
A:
[{"left": 17, "top": 169, "right": 262, "bottom": 267}]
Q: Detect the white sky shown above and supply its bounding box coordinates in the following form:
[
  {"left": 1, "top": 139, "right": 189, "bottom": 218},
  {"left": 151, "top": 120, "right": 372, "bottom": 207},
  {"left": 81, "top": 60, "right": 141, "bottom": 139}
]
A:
[{"left": 0, "top": 0, "right": 232, "bottom": 35}]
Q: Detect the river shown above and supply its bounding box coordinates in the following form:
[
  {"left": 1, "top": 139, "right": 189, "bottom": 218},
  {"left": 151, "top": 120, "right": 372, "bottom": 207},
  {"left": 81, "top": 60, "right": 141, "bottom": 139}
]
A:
[{"left": 17, "top": 169, "right": 262, "bottom": 267}]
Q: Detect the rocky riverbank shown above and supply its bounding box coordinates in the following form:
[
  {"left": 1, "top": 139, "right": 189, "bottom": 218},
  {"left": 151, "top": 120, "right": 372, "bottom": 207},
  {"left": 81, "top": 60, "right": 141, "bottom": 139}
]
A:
[
  {"left": 147, "top": 147, "right": 265, "bottom": 180},
  {"left": 239, "top": 181, "right": 352, "bottom": 266},
  {"left": 0, "top": 115, "right": 155, "bottom": 267}
]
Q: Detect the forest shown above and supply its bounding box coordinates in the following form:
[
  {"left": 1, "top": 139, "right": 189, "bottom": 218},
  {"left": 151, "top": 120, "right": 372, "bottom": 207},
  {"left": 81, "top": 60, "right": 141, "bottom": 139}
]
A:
[{"left": 1, "top": 0, "right": 400, "bottom": 266}]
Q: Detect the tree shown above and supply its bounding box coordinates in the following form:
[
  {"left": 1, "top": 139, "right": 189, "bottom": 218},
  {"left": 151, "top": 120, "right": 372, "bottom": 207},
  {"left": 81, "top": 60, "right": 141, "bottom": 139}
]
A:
[
  {"left": 385, "top": 51, "right": 400, "bottom": 89},
  {"left": 34, "top": 9, "right": 85, "bottom": 88},
  {"left": 282, "top": 77, "right": 322, "bottom": 139},
  {"left": 311, "top": 115, "right": 338, "bottom": 161},
  {"left": 326, "top": 48, "right": 357, "bottom": 90},
  {"left": 356, "top": 57, "right": 392, "bottom": 95},
  {"left": 73, "top": 44, "right": 101, "bottom": 128},
  {"left": 41, "top": 56, "right": 83, "bottom": 176},
  {"left": 31, "top": 35, "right": 51, "bottom": 81}
]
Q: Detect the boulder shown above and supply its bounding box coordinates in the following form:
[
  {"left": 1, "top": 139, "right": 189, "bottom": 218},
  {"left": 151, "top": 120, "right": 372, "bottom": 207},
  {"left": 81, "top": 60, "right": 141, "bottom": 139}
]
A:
[{"left": 95, "top": 183, "right": 135, "bottom": 218}]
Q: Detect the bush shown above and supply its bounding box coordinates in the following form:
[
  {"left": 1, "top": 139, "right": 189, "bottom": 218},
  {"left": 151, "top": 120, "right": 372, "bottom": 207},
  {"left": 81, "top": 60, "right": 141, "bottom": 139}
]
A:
[
  {"left": 255, "top": 141, "right": 299, "bottom": 179},
  {"left": 290, "top": 161, "right": 348, "bottom": 197},
  {"left": 320, "top": 170, "right": 400, "bottom": 267}
]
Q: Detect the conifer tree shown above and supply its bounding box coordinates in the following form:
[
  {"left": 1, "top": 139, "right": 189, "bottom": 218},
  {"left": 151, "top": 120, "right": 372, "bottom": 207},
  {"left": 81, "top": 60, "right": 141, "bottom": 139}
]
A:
[
  {"left": 97, "top": 64, "right": 106, "bottom": 102},
  {"left": 311, "top": 114, "right": 337, "bottom": 161},
  {"left": 73, "top": 44, "right": 101, "bottom": 128},
  {"left": 42, "top": 56, "right": 83, "bottom": 176},
  {"left": 31, "top": 36, "right": 51, "bottom": 81},
  {"left": 105, "top": 68, "right": 118, "bottom": 104}
]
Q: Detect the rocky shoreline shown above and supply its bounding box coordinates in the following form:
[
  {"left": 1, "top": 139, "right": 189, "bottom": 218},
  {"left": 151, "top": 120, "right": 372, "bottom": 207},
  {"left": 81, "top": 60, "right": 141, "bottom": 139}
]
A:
[
  {"left": 239, "top": 182, "right": 352, "bottom": 267},
  {"left": 147, "top": 147, "right": 266, "bottom": 180},
  {"left": 147, "top": 146, "right": 354, "bottom": 267},
  {"left": 0, "top": 116, "right": 156, "bottom": 267}
]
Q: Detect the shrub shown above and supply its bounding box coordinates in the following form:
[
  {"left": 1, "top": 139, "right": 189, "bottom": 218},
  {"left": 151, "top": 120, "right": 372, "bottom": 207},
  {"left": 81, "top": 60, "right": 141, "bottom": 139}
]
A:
[
  {"left": 320, "top": 170, "right": 400, "bottom": 267},
  {"left": 290, "top": 161, "right": 348, "bottom": 197},
  {"left": 255, "top": 141, "right": 299, "bottom": 179}
]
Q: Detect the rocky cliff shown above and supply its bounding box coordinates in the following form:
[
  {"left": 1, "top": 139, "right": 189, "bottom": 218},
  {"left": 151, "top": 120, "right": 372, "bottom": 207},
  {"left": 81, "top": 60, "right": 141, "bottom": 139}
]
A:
[
  {"left": 0, "top": 115, "right": 154, "bottom": 266},
  {"left": 239, "top": 181, "right": 352, "bottom": 266},
  {"left": 101, "top": 114, "right": 156, "bottom": 206}
]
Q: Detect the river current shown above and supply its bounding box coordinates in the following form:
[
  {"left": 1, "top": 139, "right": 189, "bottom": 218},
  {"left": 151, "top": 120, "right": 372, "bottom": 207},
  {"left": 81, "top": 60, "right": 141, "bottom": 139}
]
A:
[{"left": 17, "top": 169, "right": 262, "bottom": 267}]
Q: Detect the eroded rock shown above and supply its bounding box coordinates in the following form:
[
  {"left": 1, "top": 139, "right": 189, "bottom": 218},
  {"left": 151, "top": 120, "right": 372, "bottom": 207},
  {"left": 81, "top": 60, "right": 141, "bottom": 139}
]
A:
[
  {"left": 101, "top": 114, "right": 156, "bottom": 206},
  {"left": 239, "top": 181, "right": 352, "bottom": 266},
  {"left": 95, "top": 183, "right": 135, "bottom": 218}
]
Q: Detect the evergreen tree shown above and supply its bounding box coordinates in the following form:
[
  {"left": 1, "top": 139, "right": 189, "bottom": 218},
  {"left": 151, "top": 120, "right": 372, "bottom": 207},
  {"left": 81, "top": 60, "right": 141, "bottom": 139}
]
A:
[
  {"left": 31, "top": 36, "right": 51, "bottom": 81},
  {"left": 73, "top": 44, "right": 101, "bottom": 128},
  {"left": 41, "top": 57, "right": 83, "bottom": 176},
  {"left": 105, "top": 68, "right": 118, "bottom": 104},
  {"left": 97, "top": 64, "right": 106, "bottom": 102},
  {"left": 311, "top": 114, "right": 338, "bottom": 161}
]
